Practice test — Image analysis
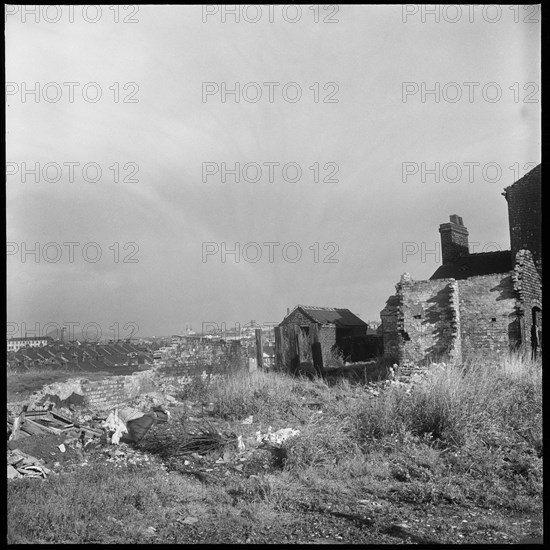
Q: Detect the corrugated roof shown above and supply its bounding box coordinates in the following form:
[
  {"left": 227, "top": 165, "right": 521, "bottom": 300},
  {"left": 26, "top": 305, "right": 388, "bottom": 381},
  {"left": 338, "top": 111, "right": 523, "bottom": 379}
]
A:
[
  {"left": 290, "top": 305, "right": 368, "bottom": 327},
  {"left": 430, "top": 250, "right": 513, "bottom": 280}
]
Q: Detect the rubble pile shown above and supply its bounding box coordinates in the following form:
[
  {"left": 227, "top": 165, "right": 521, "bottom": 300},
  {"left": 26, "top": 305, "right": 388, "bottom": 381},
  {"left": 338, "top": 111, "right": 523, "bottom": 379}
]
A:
[
  {"left": 6, "top": 394, "right": 172, "bottom": 480},
  {"left": 7, "top": 448, "right": 51, "bottom": 479},
  {"left": 7, "top": 388, "right": 290, "bottom": 484}
]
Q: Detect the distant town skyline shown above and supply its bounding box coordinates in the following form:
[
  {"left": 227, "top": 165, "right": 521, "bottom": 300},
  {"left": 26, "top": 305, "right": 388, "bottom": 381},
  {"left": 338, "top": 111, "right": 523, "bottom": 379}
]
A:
[{"left": 7, "top": 5, "right": 540, "bottom": 337}]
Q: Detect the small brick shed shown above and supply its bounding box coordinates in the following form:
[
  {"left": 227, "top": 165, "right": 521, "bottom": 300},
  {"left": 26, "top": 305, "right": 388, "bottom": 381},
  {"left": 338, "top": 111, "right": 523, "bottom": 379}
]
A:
[{"left": 279, "top": 305, "right": 370, "bottom": 362}]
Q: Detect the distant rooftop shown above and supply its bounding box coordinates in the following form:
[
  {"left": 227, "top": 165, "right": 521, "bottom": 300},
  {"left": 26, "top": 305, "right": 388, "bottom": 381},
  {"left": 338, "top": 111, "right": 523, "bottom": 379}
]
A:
[{"left": 8, "top": 336, "right": 52, "bottom": 341}]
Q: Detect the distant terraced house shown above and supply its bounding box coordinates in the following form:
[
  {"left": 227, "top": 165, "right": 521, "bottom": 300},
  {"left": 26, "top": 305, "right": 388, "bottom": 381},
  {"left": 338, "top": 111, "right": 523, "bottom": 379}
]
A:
[
  {"left": 7, "top": 341, "right": 153, "bottom": 370},
  {"left": 7, "top": 336, "right": 53, "bottom": 353},
  {"left": 381, "top": 164, "right": 542, "bottom": 364}
]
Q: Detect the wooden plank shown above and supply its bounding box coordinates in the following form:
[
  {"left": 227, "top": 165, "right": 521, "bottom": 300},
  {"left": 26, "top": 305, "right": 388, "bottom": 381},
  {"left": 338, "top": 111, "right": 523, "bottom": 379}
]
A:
[
  {"left": 49, "top": 411, "right": 74, "bottom": 426},
  {"left": 23, "top": 418, "right": 72, "bottom": 436},
  {"left": 19, "top": 420, "right": 47, "bottom": 436},
  {"left": 309, "top": 323, "right": 324, "bottom": 378},
  {"left": 76, "top": 426, "right": 103, "bottom": 438},
  {"left": 255, "top": 328, "right": 264, "bottom": 370},
  {"left": 274, "top": 327, "right": 284, "bottom": 372},
  {"left": 24, "top": 410, "right": 49, "bottom": 418},
  {"left": 289, "top": 324, "right": 300, "bottom": 376}
]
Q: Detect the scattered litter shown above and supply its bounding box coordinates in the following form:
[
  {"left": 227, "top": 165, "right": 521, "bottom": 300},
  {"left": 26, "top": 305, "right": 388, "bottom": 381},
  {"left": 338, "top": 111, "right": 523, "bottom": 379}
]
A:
[
  {"left": 237, "top": 435, "right": 245, "bottom": 451},
  {"left": 7, "top": 449, "right": 51, "bottom": 478},
  {"left": 101, "top": 406, "right": 169, "bottom": 445},
  {"left": 242, "top": 415, "right": 253, "bottom": 424},
  {"left": 140, "top": 421, "right": 236, "bottom": 458},
  {"left": 58, "top": 444, "right": 66, "bottom": 453},
  {"left": 7, "top": 464, "right": 21, "bottom": 479},
  {"left": 256, "top": 427, "right": 300, "bottom": 446},
  {"left": 102, "top": 409, "right": 128, "bottom": 445},
  {"left": 182, "top": 516, "right": 198, "bottom": 525},
  {"left": 7, "top": 406, "right": 76, "bottom": 440}
]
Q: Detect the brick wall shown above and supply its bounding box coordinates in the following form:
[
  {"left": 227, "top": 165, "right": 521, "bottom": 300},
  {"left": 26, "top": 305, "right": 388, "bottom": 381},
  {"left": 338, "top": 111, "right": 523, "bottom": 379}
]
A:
[
  {"left": 280, "top": 309, "right": 337, "bottom": 360},
  {"left": 504, "top": 164, "right": 541, "bottom": 270},
  {"left": 513, "top": 249, "right": 542, "bottom": 347},
  {"left": 280, "top": 308, "right": 312, "bottom": 327},
  {"left": 398, "top": 278, "right": 456, "bottom": 364},
  {"left": 458, "top": 273, "right": 520, "bottom": 358},
  {"left": 319, "top": 326, "right": 337, "bottom": 356},
  {"left": 25, "top": 361, "right": 240, "bottom": 411},
  {"left": 380, "top": 294, "right": 399, "bottom": 360},
  {"left": 448, "top": 279, "right": 462, "bottom": 361}
]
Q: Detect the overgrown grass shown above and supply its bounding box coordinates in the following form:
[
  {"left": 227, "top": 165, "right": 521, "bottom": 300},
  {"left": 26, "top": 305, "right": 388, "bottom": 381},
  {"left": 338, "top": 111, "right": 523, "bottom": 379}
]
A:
[
  {"left": 356, "top": 350, "right": 542, "bottom": 449},
  {"left": 280, "top": 351, "right": 542, "bottom": 511},
  {"left": 7, "top": 461, "right": 218, "bottom": 543},
  {"left": 200, "top": 369, "right": 330, "bottom": 422},
  {"left": 8, "top": 351, "right": 543, "bottom": 543}
]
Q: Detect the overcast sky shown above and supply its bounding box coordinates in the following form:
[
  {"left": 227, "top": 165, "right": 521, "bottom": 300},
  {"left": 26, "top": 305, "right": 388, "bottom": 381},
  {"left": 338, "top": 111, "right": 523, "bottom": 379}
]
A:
[{"left": 6, "top": 4, "right": 540, "bottom": 339}]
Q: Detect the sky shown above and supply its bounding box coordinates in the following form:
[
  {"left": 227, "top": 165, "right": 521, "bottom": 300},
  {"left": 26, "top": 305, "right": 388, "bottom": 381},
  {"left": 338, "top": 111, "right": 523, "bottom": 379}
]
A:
[{"left": 6, "top": 4, "right": 541, "bottom": 339}]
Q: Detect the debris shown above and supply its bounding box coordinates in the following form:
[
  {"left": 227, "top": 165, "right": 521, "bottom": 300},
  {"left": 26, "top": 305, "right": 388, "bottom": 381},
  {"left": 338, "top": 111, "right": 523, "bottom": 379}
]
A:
[
  {"left": 7, "top": 405, "right": 28, "bottom": 441},
  {"left": 77, "top": 426, "right": 103, "bottom": 439},
  {"left": 102, "top": 406, "right": 169, "bottom": 444},
  {"left": 182, "top": 516, "right": 199, "bottom": 525},
  {"left": 16, "top": 465, "right": 50, "bottom": 478},
  {"left": 58, "top": 444, "right": 66, "bottom": 453},
  {"left": 125, "top": 412, "right": 157, "bottom": 443},
  {"left": 237, "top": 435, "right": 245, "bottom": 451},
  {"left": 7, "top": 464, "right": 21, "bottom": 479},
  {"left": 8, "top": 407, "right": 76, "bottom": 439},
  {"left": 102, "top": 409, "right": 128, "bottom": 445},
  {"left": 256, "top": 427, "right": 300, "bottom": 446},
  {"left": 242, "top": 415, "right": 253, "bottom": 424},
  {"left": 7, "top": 449, "right": 51, "bottom": 479}
]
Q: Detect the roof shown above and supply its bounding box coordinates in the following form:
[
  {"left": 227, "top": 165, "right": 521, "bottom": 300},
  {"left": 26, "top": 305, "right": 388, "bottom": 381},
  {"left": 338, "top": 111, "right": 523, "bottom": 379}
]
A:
[
  {"left": 285, "top": 305, "right": 368, "bottom": 327},
  {"left": 430, "top": 250, "right": 513, "bottom": 280},
  {"left": 7, "top": 341, "right": 154, "bottom": 370},
  {"left": 9, "top": 336, "right": 52, "bottom": 342}
]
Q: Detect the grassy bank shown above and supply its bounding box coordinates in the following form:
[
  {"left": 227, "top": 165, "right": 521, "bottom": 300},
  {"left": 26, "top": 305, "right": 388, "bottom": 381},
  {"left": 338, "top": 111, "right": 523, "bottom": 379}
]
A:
[{"left": 8, "top": 352, "right": 542, "bottom": 543}]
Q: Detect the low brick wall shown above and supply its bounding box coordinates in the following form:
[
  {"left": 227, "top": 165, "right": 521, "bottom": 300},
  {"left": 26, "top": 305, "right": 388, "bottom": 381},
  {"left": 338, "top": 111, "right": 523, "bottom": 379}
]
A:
[{"left": 23, "top": 361, "right": 234, "bottom": 411}]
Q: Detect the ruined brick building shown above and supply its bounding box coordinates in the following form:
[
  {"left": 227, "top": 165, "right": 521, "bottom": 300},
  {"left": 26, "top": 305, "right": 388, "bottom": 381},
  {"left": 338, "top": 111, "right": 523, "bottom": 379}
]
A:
[{"left": 381, "top": 163, "right": 541, "bottom": 364}]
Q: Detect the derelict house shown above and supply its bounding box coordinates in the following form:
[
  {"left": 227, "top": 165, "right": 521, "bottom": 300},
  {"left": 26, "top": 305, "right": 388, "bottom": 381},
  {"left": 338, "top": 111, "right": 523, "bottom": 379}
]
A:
[{"left": 381, "top": 164, "right": 542, "bottom": 365}]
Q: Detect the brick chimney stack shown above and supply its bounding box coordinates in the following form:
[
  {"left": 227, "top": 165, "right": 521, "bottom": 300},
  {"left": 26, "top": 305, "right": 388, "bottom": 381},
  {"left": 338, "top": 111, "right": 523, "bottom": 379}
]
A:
[{"left": 439, "top": 215, "right": 469, "bottom": 265}]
